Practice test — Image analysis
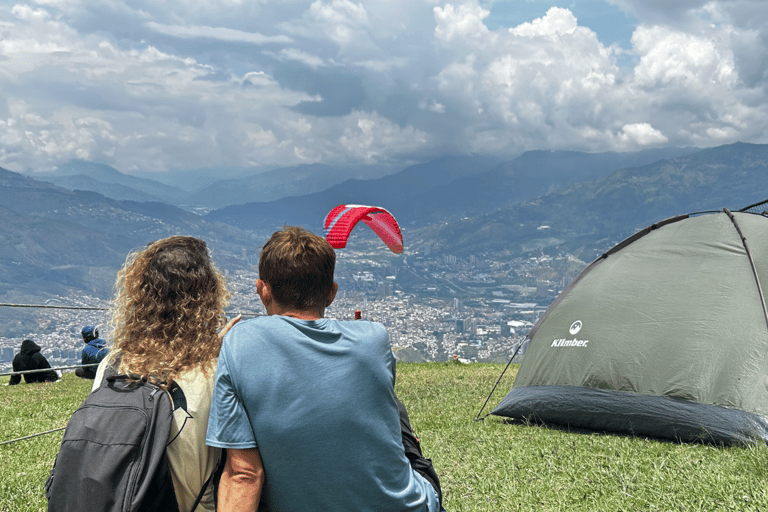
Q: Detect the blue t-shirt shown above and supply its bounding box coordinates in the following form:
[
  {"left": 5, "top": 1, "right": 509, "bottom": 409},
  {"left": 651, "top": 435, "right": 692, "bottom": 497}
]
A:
[{"left": 206, "top": 316, "right": 437, "bottom": 512}]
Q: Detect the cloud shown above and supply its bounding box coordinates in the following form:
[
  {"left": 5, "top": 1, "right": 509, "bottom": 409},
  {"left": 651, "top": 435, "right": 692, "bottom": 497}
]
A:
[
  {"left": 623, "top": 18, "right": 767, "bottom": 148},
  {"left": 242, "top": 71, "right": 276, "bottom": 87},
  {"left": 338, "top": 110, "right": 430, "bottom": 163},
  {"left": 434, "top": 2, "right": 493, "bottom": 45},
  {"left": 433, "top": 7, "right": 624, "bottom": 152},
  {"left": 606, "top": 0, "right": 710, "bottom": 24},
  {"left": 419, "top": 99, "right": 446, "bottom": 114},
  {"left": 263, "top": 48, "right": 327, "bottom": 68},
  {"left": 618, "top": 122, "right": 668, "bottom": 147},
  {"left": 11, "top": 4, "right": 50, "bottom": 20},
  {"left": 146, "top": 22, "right": 292, "bottom": 45},
  {"left": 632, "top": 25, "right": 735, "bottom": 87},
  {"left": 0, "top": 0, "right": 767, "bottom": 176},
  {"left": 508, "top": 5, "right": 578, "bottom": 37}
]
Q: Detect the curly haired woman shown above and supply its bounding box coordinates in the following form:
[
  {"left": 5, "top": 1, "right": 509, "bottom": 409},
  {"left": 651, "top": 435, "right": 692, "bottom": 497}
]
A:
[{"left": 93, "top": 235, "right": 239, "bottom": 511}]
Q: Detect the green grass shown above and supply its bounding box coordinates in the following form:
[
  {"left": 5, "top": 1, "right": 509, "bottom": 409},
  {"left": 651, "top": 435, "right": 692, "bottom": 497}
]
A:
[
  {"left": 4, "top": 364, "right": 768, "bottom": 511},
  {"left": 0, "top": 374, "right": 92, "bottom": 512}
]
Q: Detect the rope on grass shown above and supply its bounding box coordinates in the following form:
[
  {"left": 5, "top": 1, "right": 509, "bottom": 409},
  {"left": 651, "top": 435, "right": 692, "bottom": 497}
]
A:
[
  {"left": 0, "top": 303, "right": 108, "bottom": 311},
  {"left": 0, "top": 426, "right": 67, "bottom": 446},
  {"left": 0, "top": 302, "right": 260, "bottom": 316},
  {"left": 0, "top": 305, "right": 260, "bottom": 446},
  {"left": 0, "top": 364, "right": 99, "bottom": 378}
]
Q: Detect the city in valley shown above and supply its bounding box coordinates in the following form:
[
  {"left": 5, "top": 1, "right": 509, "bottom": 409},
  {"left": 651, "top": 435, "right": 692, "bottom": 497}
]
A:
[{"left": 0, "top": 238, "right": 592, "bottom": 374}]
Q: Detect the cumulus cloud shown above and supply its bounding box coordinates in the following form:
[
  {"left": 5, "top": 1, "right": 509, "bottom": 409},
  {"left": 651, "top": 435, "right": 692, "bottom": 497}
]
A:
[
  {"left": 618, "top": 123, "right": 668, "bottom": 147},
  {"left": 434, "top": 2, "right": 493, "bottom": 45},
  {"left": 0, "top": 0, "right": 766, "bottom": 175},
  {"left": 432, "top": 7, "right": 625, "bottom": 152},
  {"left": 338, "top": 110, "right": 430, "bottom": 163},
  {"left": 632, "top": 26, "right": 735, "bottom": 87}
]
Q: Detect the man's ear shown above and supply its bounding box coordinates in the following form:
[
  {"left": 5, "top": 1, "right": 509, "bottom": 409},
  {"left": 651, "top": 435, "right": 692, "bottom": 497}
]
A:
[
  {"left": 256, "top": 279, "right": 271, "bottom": 306},
  {"left": 325, "top": 282, "right": 338, "bottom": 308}
]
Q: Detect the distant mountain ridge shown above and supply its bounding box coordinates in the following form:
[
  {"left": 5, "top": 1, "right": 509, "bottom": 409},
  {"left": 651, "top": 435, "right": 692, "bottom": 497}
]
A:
[
  {"left": 185, "top": 162, "right": 399, "bottom": 209},
  {"left": 423, "top": 142, "right": 768, "bottom": 260},
  {"left": 0, "top": 167, "right": 258, "bottom": 299},
  {"left": 205, "top": 155, "right": 505, "bottom": 230},
  {"left": 29, "top": 160, "right": 400, "bottom": 211},
  {"left": 5, "top": 142, "right": 767, "bottom": 300},
  {"left": 37, "top": 160, "right": 189, "bottom": 204},
  {"left": 204, "top": 147, "right": 695, "bottom": 230}
]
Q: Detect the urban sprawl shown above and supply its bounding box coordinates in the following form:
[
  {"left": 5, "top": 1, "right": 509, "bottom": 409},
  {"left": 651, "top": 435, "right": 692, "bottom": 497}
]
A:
[{"left": 0, "top": 241, "right": 590, "bottom": 372}]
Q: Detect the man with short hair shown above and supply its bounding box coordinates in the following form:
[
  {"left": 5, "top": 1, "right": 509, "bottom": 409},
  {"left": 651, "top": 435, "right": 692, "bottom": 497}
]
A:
[{"left": 207, "top": 226, "right": 444, "bottom": 511}]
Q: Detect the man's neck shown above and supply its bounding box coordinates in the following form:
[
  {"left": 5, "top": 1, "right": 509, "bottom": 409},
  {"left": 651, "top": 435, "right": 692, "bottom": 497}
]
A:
[
  {"left": 279, "top": 311, "right": 322, "bottom": 321},
  {"left": 269, "top": 302, "right": 324, "bottom": 320}
]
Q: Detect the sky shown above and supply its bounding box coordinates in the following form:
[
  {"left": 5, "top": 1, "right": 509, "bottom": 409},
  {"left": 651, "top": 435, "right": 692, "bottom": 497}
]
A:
[{"left": 1, "top": 0, "right": 767, "bottom": 176}]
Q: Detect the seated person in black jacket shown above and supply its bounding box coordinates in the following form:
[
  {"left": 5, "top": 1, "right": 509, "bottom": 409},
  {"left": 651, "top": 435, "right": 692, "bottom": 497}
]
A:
[{"left": 9, "top": 339, "right": 59, "bottom": 385}]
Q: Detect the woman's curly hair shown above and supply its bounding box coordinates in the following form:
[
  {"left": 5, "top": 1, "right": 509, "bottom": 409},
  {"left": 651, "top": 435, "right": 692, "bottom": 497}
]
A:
[{"left": 107, "top": 236, "right": 231, "bottom": 386}]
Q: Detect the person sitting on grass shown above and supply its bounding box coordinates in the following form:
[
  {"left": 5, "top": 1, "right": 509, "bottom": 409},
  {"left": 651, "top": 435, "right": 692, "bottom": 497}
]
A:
[
  {"left": 9, "top": 339, "right": 58, "bottom": 385},
  {"left": 206, "top": 225, "right": 445, "bottom": 512},
  {"left": 75, "top": 325, "right": 108, "bottom": 379},
  {"left": 93, "top": 235, "right": 239, "bottom": 511}
]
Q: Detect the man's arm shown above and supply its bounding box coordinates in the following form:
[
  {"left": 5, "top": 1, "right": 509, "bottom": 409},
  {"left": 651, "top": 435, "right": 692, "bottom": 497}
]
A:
[{"left": 217, "top": 448, "right": 265, "bottom": 511}]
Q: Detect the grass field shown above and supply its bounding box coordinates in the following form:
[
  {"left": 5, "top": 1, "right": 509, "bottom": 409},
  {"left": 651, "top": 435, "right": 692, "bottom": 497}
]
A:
[{"left": 3, "top": 363, "right": 768, "bottom": 511}]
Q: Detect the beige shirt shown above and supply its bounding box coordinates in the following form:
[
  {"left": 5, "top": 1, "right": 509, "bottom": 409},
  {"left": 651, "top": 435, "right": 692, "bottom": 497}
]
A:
[{"left": 93, "top": 361, "right": 220, "bottom": 511}]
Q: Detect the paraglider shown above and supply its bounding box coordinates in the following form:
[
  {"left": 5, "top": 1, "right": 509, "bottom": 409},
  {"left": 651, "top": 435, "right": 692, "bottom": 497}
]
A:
[{"left": 324, "top": 205, "right": 403, "bottom": 253}]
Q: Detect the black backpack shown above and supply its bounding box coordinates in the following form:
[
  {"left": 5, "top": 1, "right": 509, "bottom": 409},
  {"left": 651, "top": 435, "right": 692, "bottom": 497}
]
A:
[{"left": 45, "top": 370, "right": 214, "bottom": 512}]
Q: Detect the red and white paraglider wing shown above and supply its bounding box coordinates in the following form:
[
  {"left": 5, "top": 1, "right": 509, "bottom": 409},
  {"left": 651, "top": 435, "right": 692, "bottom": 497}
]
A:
[
  {"left": 324, "top": 205, "right": 403, "bottom": 253},
  {"left": 361, "top": 209, "right": 403, "bottom": 253}
]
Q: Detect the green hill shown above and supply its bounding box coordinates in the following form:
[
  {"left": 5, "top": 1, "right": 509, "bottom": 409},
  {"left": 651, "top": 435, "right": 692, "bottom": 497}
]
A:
[{"left": 3, "top": 364, "right": 768, "bottom": 511}]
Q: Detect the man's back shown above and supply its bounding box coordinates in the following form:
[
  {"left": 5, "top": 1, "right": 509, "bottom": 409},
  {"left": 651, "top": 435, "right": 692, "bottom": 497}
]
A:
[
  {"left": 80, "top": 338, "right": 108, "bottom": 379},
  {"left": 208, "top": 315, "right": 435, "bottom": 511}
]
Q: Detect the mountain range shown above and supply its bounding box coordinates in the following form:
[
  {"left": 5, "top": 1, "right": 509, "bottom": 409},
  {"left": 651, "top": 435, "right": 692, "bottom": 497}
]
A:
[
  {"left": 34, "top": 160, "right": 398, "bottom": 211},
  {"left": 0, "top": 168, "right": 258, "bottom": 299},
  {"left": 4, "top": 141, "right": 768, "bottom": 300},
  {"left": 206, "top": 143, "right": 768, "bottom": 263},
  {"left": 425, "top": 142, "right": 768, "bottom": 261},
  {"left": 205, "top": 147, "right": 694, "bottom": 231}
]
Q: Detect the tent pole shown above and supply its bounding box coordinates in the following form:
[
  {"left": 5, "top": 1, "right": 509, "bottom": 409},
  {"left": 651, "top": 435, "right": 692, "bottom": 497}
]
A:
[
  {"left": 724, "top": 208, "right": 768, "bottom": 331},
  {"left": 473, "top": 340, "right": 525, "bottom": 422}
]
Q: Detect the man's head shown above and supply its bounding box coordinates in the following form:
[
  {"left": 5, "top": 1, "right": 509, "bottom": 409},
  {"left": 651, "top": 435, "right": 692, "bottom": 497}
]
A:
[
  {"left": 258, "top": 226, "right": 336, "bottom": 314},
  {"left": 82, "top": 325, "right": 98, "bottom": 343}
]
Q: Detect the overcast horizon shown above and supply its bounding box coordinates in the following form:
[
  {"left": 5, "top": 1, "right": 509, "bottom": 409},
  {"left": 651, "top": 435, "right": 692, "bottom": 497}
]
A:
[{"left": 1, "top": 0, "right": 767, "bottom": 177}]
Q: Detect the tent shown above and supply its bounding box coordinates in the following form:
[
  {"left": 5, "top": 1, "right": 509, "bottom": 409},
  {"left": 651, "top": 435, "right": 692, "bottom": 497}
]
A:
[{"left": 491, "top": 206, "right": 768, "bottom": 445}]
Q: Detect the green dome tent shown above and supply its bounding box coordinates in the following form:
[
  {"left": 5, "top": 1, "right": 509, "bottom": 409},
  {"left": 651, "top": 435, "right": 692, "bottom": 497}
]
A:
[{"left": 491, "top": 206, "right": 768, "bottom": 445}]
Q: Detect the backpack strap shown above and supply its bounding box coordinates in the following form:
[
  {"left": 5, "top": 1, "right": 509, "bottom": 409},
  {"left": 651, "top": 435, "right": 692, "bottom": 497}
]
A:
[{"left": 189, "top": 469, "right": 216, "bottom": 512}]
